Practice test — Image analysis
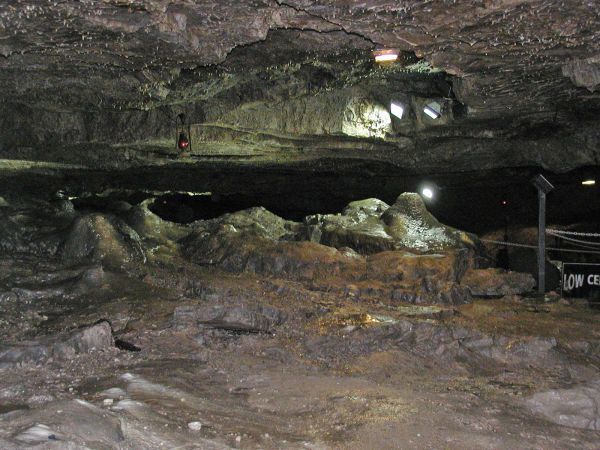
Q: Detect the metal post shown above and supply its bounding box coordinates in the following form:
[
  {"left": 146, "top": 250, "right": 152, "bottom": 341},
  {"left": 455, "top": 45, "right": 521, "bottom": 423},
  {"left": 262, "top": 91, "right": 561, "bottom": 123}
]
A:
[
  {"left": 531, "top": 174, "right": 554, "bottom": 296},
  {"left": 538, "top": 190, "right": 546, "bottom": 295}
]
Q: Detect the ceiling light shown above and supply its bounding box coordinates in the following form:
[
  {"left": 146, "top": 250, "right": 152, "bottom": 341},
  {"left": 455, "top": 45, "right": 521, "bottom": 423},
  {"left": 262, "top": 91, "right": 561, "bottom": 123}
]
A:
[
  {"left": 373, "top": 49, "right": 399, "bottom": 63},
  {"left": 390, "top": 102, "right": 404, "bottom": 119},
  {"left": 423, "top": 101, "right": 441, "bottom": 119},
  {"left": 582, "top": 179, "right": 596, "bottom": 186},
  {"left": 421, "top": 187, "right": 434, "bottom": 199}
]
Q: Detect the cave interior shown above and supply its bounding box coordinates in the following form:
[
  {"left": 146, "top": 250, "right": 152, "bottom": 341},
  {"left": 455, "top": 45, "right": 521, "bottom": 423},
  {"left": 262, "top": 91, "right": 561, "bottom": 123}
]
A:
[{"left": 1, "top": 1, "right": 600, "bottom": 448}]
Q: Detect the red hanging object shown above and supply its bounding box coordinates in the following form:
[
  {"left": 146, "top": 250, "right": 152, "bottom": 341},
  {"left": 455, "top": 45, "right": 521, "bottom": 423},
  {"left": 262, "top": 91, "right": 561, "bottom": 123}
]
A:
[
  {"left": 175, "top": 113, "right": 191, "bottom": 153},
  {"left": 177, "top": 132, "right": 189, "bottom": 150}
]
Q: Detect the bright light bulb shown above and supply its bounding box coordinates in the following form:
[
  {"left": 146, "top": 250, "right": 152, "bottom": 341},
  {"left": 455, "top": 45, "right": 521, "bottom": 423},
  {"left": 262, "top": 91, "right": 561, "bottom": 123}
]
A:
[
  {"left": 422, "top": 187, "right": 434, "bottom": 199},
  {"left": 390, "top": 102, "right": 404, "bottom": 119},
  {"left": 373, "top": 49, "right": 399, "bottom": 63},
  {"left": 582, "top": 179, "right": 596, "bottom": 186}
]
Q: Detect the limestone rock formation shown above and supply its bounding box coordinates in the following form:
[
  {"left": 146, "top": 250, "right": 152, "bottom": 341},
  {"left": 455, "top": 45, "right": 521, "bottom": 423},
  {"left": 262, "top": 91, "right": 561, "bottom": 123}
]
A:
[
  {"left": 306, "top": 198, "right": 394, "bottom": 254},
  {"left": 0, "top": 199, "right": 74, "bottom": 257},
  {"left": 381, "top": 193, "right": 477, "bottom": 253},
  {"left": 60, "top": 213, "right": 146, "bottom": 269},
  {"left": 0, "top": 1, "right": 599, "bottom": 207},
  {"left": 180, "top": 196, "right": 484, "bottom": 305},
  {"left": 124, "top": 198, "right": 189, "bottom": 243},
  {"left": 308, "top": 193, "right": 479, "bottom": 255}
]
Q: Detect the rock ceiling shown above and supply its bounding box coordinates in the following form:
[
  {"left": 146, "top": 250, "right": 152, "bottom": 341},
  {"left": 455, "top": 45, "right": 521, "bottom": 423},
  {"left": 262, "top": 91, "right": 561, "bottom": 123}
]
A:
[{"left": 0, "top": 0, "right": 599, "bottom": 198}]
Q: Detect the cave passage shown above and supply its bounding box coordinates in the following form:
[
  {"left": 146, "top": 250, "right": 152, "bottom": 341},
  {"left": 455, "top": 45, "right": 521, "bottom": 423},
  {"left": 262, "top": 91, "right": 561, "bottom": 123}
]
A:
[
  {"left": 69, "top": 165, "right": 600, "bottom": 236},
  {"left": 1, "top": 1, "right": 600, "bottom": 448}
]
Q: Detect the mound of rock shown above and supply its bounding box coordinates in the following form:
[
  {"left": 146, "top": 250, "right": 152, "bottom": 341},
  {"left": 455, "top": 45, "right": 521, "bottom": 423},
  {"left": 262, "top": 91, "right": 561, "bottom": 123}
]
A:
[
  {"left": 60, "top": 213, "right": 146, "bottom": 269},
  {"left": 460, "top": 268, "right": 536, "bottom": 296},
  {"left": 124, "top": 198, "right": 189, "bottom": 244},
  {"left": 179, "top": 196, "right": 532, "bottom": 307},
  {"left": 308, "top": 194, "right": 479, "bottom": 255},
  {"left": 181, "top": 207, "right": 351, "bottom": 280},
  {"left": 306, "top": 198, "right": 395, "bottom": 254}
]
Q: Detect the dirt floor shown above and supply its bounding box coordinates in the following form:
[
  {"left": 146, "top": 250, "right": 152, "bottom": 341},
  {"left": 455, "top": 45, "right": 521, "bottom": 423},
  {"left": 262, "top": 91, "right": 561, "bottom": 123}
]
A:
[{"left": 1, "top": 252, "right": 600, "bottom": 449}]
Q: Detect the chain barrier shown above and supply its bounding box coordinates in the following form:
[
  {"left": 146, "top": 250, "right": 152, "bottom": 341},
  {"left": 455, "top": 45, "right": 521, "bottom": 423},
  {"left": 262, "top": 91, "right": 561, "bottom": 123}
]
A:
[
  {"left": 546, "top": 229, "right": 600, "bottom": 238},
  {"left": 546, "top": 231, "right": 600, "bottom": 247},
  {"left": 481, "top": 239, "right": 600, "bottom": 255}
]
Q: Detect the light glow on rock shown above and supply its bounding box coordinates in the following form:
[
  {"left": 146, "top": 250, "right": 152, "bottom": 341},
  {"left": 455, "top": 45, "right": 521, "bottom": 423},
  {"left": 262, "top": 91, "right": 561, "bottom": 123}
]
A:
[
  {"left": 390, "top": 102, "right": 404, "bottom": 119},
  {"left": 424, "top": 101, "right": 442, "bottom": 119},
  {"left": 373, "top": 49, "right": 399, "bottom": 63},
  {"left": 342, "top": 98, "right": 392, "bottom": 139}
]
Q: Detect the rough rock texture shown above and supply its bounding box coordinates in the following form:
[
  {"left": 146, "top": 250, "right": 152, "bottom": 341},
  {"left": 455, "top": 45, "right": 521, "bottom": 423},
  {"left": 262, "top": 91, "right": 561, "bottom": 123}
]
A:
[
  {"left": 381, "top": 193, "right": 478, "bottom": 253},
  {"left": 461, "top": 268, "right": 536, "bottom": 297},
  {"left": 6, "top": 399, "right": 125, "bottom": 448},
  {"left": 60, "top": 213, "right": 146, "bottom": 269},
  {"left": 0, "top": 322, "right": 113, "bottom": 369},
  {"left": 0, "top": 1, "right": 599, "bottom": 206},
  {"left": 124, "top": 198, "right": 189, "bottom": 243},
  {"left": 562, "top": 56, "right": 600, "bottom": 92},
  {"left": 305, "top": 317, "right": 567, "bottom": 371},
  {"left": 180, "top": 196, "right": 483, "bottom": 305},
  {"left": 308, "top": 193, "right": 478, "bottom": 255},
  {"left": 0, "top": 199, "right": 74, "bottom": 256},
  {"left": 182, "top": 198, "right": 478, "bottom": 283},
  {"left": 173, "top": 304, "right": 287, "bottom": 333},
  {"left": 526, "top": 380, "right": 600, "bottom": 431}
]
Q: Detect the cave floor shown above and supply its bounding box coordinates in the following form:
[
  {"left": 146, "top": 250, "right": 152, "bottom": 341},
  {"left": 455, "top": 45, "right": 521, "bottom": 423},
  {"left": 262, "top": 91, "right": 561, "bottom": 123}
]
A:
[{"left": 1, "top": 253, "right": 600, "bottom": 449}]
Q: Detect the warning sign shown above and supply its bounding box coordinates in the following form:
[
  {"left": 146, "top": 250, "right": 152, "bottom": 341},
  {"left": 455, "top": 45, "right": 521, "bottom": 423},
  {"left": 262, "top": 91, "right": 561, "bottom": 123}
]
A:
[{"left": 561, "top": 263, "right": 600, "bottom": 302}]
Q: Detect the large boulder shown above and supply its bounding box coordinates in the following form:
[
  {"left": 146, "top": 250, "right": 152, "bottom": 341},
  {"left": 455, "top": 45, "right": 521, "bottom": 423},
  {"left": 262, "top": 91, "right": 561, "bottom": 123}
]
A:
[
  {"left": 60, "top": 213, "right": 146, "bottom": 269},
  {"left": 308, "top": 198, "right": 395, "bottom": 254}
]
